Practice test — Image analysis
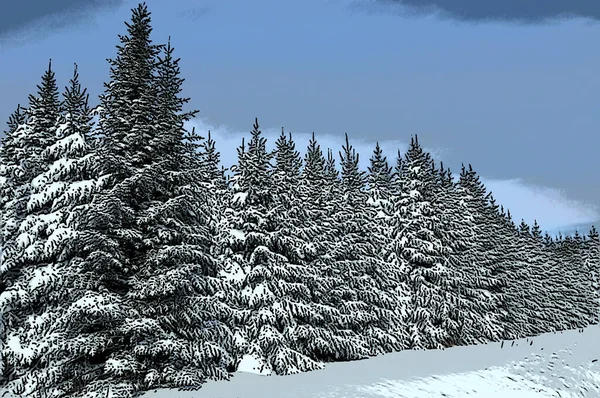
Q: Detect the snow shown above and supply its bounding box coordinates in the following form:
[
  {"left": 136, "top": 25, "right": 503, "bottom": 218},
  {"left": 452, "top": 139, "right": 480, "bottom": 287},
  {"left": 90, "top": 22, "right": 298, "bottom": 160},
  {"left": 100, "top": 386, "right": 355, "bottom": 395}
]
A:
[
  {"left": 237, "top": 354, "right": 273, "bottom": 376},
  {"left": 229, "top": 228, "right": 246, "bottom": 240},
  {"left": 5, "top": 334, "right": 36, "bottom": 364},
  {"left": 28, "top": 264, "right": 59, "bottom": 290},
  {"left": 233, "top": 192, "right": 248, "bottom": 205},
  {"left": 137, "top": 325, "right": 600, "bottom": 398}
]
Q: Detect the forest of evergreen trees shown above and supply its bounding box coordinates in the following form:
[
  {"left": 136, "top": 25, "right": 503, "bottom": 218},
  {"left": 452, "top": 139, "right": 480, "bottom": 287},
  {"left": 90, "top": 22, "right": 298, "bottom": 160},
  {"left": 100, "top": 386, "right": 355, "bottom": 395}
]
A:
[{"left": 0, "top": 3, "right": 598, "bottom": 398}]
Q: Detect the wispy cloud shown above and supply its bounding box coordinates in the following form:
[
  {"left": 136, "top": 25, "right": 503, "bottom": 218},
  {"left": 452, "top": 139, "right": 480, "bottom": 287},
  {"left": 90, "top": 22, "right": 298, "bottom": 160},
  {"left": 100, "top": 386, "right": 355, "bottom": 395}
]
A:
[
  {"left": 481, "top": 178, "right": 599, "bottom": 234},
  {"left": 357, "top": 0, "right": 600, "bottom": 24},
  {"left": 186, "top": 117, "right": 413, "bottom": 171}
]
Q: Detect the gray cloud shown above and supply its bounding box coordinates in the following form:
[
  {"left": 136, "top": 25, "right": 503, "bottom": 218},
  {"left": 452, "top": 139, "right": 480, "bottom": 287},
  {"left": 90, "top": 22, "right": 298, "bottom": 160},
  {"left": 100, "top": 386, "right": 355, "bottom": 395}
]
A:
[
  {"left": 0, "top": 0, "right": 124, "bottom": 39},
  {"left": 368, "top": 0, "right": 600, "bottom": 24}
]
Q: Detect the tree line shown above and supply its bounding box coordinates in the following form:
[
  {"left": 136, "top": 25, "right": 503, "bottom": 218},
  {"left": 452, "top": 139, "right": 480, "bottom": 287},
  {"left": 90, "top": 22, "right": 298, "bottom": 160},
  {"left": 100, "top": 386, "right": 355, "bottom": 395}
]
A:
[{"left": 0, "top": 3, "right": 598, "bottom": 397}]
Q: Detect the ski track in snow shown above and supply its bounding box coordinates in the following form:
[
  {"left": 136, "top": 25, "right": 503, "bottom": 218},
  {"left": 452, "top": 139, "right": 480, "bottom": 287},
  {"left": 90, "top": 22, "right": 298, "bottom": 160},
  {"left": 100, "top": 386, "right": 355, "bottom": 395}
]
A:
[{"left": 141, "top": 325, "right": 600, "bottom": 398}]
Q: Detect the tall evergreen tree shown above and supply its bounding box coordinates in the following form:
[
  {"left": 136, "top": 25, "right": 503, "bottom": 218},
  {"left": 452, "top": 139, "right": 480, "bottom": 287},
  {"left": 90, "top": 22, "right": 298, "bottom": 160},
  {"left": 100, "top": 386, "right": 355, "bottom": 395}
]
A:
[
  {"left": 0, "top": 60, "right": 61, "bottom": 306},
  {"left": 300, "top": 132, "right": 326, "bottom": 208},
  {"left": 338, "top": 133, "right": 365, "bottom": 202},
  {"left": 221, "top": 119, "right": 330, "bottom": 375},
  {"left": 59, "top": 5, "right": 166, "bottom": 395},
  {"left": 0, "top": 103, "right": 28, "bottom": 380},
  {"left": 198, "top": 130, "right": 227, "bottom": 188},
  {"left": 431, "top": 162, "right": 502, "bottom": 346},
  {"left": 367, "top": 141, "right": 393, "bottom": 201},
  {"left": 126, "top": 35, "right": 238, "bottom": 392},
  {"left": 585, "top": 226, "right": 600, "bottom": 296},
  {"left": 0, "top": 63, "right": 108, "bottom": 397},
  {"left": 1, "top": 61, "right": 61, "bottom": 290},
  {"left": 387, "top": 135, "right": 451, "bottom": 350}
]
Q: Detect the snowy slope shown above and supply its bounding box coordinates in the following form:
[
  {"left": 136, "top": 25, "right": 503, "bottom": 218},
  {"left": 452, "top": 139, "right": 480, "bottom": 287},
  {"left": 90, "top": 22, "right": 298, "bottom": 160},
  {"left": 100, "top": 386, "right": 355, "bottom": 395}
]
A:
[{"left": 143, "top": 325, "right": 600, "bottom": 398}]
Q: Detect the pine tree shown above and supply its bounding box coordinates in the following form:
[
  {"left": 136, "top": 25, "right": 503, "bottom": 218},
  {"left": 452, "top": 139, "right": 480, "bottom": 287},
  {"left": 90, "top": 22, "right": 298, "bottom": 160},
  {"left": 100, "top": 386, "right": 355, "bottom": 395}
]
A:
[
  {"left": 585, "top": 226, "right": 599, "bottom": 300},
  {"left": 0, "top": 103, "right": 28, "bottom": 381},
  {"left": 124, "top": 35, "right": 238, "bottom": 392},
  {"left": 272, "top": 129, "right": 302, "bottom": 191},
  {"left": 454, "top": 164, "right": 514, "bottom": 340},
  {"left": 99, "top": 3, "right": 162, "bottom": 174},
  {"left": 1, "top": 61, "right": 61, "bottom": 291},
  {"left": 367, "top": 141, "right": 393, "bottom": 201},
  {"left": 338, "top": 134, "right": 365, "bottom": 202},
  {"left": 323, "top": 148, "right": 340, "bottom": 186},
  {"left": 198, "top": 130, "right": 227, "bottom": 188},
  {"left": 221, "top": 119, "right": 324, "bottom": 374},
  {"left": 18, "top": 4, "right": 235, "bottom": 396},
  {"left": 300, "top": 132, "right": 326, "bottom": 208},
  {"left": 0, "top": 104, "right": 27, "bottom": 280},
  {"left": 56, "top": 6, "right": 166, "bottom": 395},
  {"left": 0, "top": 60, "right": 61, "bottom": 300},
  {"left": 387, "top": 135, "right": 451, "bottom": 350},
  {"left": 0, "top": 63, "right": 109, "bottom": 397},
  {"left": 322, "top": 148, "right": 342, "bottom": 217},
  {"left": 431, "top": 162, "right": 502, "bottom": 346}
]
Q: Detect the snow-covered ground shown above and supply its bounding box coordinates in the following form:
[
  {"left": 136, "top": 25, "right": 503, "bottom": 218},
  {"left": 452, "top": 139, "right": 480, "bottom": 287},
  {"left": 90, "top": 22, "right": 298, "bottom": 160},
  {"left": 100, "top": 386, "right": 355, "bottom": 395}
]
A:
[{"left": 143, "top": 325, "right": 600, "bottom": 398}]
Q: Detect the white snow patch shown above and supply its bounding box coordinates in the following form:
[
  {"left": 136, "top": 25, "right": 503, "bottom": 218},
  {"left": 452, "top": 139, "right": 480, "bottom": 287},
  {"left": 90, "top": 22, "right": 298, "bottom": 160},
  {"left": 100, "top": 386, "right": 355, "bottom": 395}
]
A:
[
  {"left": 233, "top": 192, "right": 248, "bottom": 205},
  {"left": 28, "top": 264, "right": 59, "bottom": 290},
  {"left": 229, "top": 228, "right": 246, "bottom": 240},
  {"left": 237, "top": 354, "right": 273, "bottom": 376},
  {"left": 139, "top": 325, "right": 600, "bottom": 398}
]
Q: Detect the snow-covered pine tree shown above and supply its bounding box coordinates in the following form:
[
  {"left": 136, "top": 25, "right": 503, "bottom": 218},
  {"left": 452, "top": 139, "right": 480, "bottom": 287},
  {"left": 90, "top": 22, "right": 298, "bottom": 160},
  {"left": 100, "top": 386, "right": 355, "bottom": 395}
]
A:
[
  {"left": 269, "top": 129, "right": 310, "bottom": 264},
  {"left": 0, "top": 63, "right": 112, "bottom": 397},
  {"left": 271, "top": 129, "right": 302, "bottom": 195},
  {"left": 367, "top": 141, "right": 393, "bottom": 202},
  {"left": 366, "top": 142, "right": 393, "bottom": 233},
  {"left": 0, "top": 61, "right": 60, "bottom": 293},
  {"left": 31, "top": 4, "right": 233, "bottom": 396},
  {"left": 387, "top": 135, "right": 453, "bottom": 350},
  {"left": 323, "top": 148, "right": 341, "bottom": 207},
  {"left": 300, "top": 133, "right": 327, "bottom": 210},
  {"left": 330, "top": 134, "right": 407, "bottom": 354},
  {"left": 220, "top": 119, "right": 325, "bottom": 375},
  {"left": 551, "top": 229, "right": 598, "bottom": 330},
  {"left": 0, "top": 60, "right": 61, "bottom": 330},
  {"left": 0, "top": 104, "right": 27, "bottom": 281},
  {"left": 429, "top": 162, "right": 502, "bottom": 347},
  {"left": 453, "top": 164, "right": 512, "bottom": 341},
  {"left": 54, "top": 5, "right": 167, "bottom": 396},
  {"left": 121, "top": 34, "right": 239, "bottom": 392},
  {"left": 584, "top": 226, "right": 599, "bottom": 307},
  {"left": 0, "top": 103, "right": 29, "bottom": 382},
  {"left": 198, "top": 130, "right": 227, "bottom": 189}
]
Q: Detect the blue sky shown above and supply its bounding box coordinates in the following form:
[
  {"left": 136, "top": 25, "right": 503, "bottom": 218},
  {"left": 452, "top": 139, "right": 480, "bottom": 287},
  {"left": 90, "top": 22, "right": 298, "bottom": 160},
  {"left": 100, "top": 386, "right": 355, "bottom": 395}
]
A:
[{"left": 0, "top": 0, "right": 598, "bottom": 236}]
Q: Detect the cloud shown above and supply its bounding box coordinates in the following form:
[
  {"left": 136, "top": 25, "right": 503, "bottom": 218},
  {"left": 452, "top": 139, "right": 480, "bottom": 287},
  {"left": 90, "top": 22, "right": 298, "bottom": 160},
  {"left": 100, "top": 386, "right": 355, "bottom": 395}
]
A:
[
  {"left": 185, "top": 117, "right": 411, "bottom": 172},
  {"left": 0, "top": 0, "right": 124, "bottom": 44},
  {"left": 361, "top": 0, "right": 600, "bottom": 24},
  {"left": 481, "top": 178, "right": 599, "bottom": 234},
  {"left": 185, "top": 117, "right": 600, "bottom": 235}
]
